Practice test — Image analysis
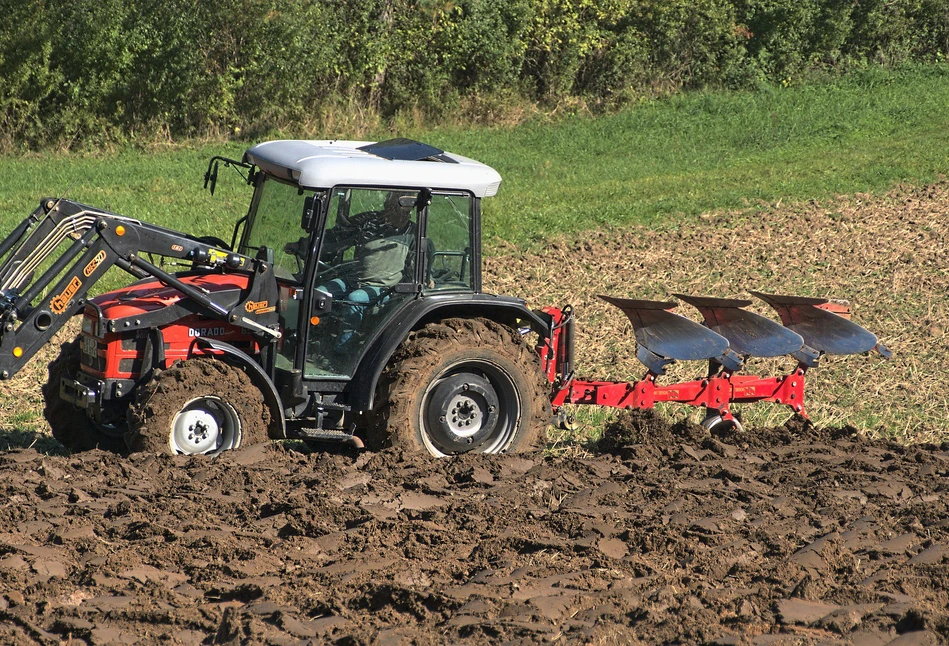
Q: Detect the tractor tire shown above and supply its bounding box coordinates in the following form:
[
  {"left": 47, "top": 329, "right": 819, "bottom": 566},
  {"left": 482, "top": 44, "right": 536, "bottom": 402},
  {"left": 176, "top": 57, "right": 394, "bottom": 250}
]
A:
[
  {"left": 42, "top": 338, "right": 127, "bottom": 453},
  {"left": 367, "top": 317, "right": 550, "bottom": 456},
  {"left": 126, "top": 357, "right": 270, "bottom": 455}
]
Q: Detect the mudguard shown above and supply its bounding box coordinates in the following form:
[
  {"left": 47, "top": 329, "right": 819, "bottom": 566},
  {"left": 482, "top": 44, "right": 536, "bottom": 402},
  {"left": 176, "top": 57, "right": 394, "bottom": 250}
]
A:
[
  {"left": 189, "top": 337, "right": 287, "bottom": 438},
  {"left": 348, "top": 293, "right": 551, "bottom": 412}
]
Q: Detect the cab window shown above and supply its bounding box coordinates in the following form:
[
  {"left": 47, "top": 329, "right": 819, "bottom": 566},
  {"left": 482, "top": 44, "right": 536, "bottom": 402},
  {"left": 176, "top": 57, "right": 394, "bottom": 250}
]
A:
[{"left": 424, "top": 193, "right": 472, "bottom": 292}]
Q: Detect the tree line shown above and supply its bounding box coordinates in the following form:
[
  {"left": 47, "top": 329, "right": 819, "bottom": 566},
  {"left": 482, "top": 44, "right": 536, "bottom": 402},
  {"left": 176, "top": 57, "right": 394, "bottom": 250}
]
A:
[{"left": 1, "top": 0, "right": 946, "bottom": 150}]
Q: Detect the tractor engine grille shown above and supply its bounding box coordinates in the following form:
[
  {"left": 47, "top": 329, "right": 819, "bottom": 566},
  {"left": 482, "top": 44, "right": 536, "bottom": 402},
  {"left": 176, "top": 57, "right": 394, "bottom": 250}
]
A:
[
  {"left": 78, "top": 333, "right": 166, "bottom": 378},
  {"left": 79, "top": 335, "right": 106, "bottom": 372}
]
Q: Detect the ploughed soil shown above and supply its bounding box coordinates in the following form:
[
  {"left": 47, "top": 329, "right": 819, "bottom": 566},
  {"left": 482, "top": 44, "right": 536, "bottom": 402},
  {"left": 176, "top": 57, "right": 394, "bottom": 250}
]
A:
[
  {"left": 1, "top": 182, "right": 948, "bottom": 645},
  {"left": 2, "top": 413, "right": 947, "bottom": 645}
]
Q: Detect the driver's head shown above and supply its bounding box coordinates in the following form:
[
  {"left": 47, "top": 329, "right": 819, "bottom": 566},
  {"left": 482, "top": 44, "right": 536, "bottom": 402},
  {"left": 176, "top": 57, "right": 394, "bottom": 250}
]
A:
[{"left": 382, "top": 191, "right": 413, "bottom": 228}]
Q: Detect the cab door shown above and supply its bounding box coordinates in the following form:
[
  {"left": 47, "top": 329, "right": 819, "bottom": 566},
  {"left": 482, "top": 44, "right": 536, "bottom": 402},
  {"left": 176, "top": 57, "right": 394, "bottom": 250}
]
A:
[
  {"left": 236, "top": 174, "right": 316, "bottom": 376},
  {"left": 302, "top": 187, "right": 421, "bottom": 379}
]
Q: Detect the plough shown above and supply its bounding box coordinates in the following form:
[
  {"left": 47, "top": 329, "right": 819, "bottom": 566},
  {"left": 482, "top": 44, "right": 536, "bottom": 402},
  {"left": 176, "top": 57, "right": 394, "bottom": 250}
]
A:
[{"left": 541, "top": 292, "right": 891, "bottom": 431}]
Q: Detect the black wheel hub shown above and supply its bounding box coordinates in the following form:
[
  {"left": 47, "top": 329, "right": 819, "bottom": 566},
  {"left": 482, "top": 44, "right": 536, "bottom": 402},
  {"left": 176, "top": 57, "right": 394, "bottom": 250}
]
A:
[{"left": 425, "top": 373, "right": 500, "bottom": 453}]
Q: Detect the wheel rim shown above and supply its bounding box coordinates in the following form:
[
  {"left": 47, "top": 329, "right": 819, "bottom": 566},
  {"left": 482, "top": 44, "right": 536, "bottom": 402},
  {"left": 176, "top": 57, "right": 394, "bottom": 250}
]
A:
[
  {"left": 420, "top": 360, "right": 520, "bottom": 456},
  {"left": 169, "top": 396, "right": 242, "bottom": 455}
]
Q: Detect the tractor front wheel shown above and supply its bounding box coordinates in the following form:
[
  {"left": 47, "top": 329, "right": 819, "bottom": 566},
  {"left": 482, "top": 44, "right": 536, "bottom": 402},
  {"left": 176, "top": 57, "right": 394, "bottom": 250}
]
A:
[
  {"left": 126, "top": 358, "right": 270, "bottom": 455},
  {"left": 368, "top": 318, "right": 550, "bottom": 456},
  {"left": 43, "top": 338, "right": 127, "bottom": 453}
]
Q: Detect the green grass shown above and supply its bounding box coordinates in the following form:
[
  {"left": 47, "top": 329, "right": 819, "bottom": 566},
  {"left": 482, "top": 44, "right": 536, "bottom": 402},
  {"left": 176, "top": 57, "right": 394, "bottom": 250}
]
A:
[
  {"left": 3, "top": 66, "right": 948, "bottom": 257},
  {"left": 0, "top": 144, "right": 252, "bottom": 239},
  {"left": 436, "top": 65, "right": 949, "bottom": 246}
]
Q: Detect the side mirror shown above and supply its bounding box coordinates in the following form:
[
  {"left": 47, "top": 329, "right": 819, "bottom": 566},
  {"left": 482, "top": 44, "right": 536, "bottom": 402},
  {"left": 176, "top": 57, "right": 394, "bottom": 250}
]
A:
[
  {"left": 205, "top": 160, "right": 219, "bottom": 195},
  {"left": 203, "top": 156, "right": 255, "bottom": 195},
  {"left": 301, "top": 195, "right": 319, "bottom": 231}
]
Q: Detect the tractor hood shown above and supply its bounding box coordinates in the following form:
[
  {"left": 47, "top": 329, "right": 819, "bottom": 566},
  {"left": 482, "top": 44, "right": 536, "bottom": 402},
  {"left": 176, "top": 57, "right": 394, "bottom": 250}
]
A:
[{"left": 87, "top": 273, "right": 250, "bottom": 330}]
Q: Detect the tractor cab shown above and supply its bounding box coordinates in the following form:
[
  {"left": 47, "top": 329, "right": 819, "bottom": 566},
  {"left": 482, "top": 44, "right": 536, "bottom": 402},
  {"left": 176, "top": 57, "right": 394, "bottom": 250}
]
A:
[{"left": 234, "top": 139, "right": 506, "bottom": 430}]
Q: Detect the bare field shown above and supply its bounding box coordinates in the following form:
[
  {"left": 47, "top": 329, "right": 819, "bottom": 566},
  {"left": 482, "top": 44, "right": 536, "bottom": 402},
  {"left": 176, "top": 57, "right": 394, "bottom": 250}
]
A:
[
  {"left": 0, "top": 413, "right": 946, "bottom": 644},
  {"left": 485, "top": 180, "right": 949, "bottom": 443},
  {"left": 0, "top": 183, "right": 947, "bottom": 645}
]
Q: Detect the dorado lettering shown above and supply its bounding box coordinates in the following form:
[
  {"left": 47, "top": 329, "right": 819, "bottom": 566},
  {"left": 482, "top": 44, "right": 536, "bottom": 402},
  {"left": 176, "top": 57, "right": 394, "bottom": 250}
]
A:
[{"left": 188, "top": 327, "right": 227, "bottom": 337}]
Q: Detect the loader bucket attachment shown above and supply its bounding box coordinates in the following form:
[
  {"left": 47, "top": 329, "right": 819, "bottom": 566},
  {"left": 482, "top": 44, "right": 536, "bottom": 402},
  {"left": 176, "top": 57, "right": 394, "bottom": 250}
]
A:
[
  {"left": 599, "top": 295, "right": 730, "bottom": 374},
  {"left": 751, "top": 291, "right": 891, "bottom": 358},
  {"left": 673, "top": 294, "right": 805, "bottom": 359}
]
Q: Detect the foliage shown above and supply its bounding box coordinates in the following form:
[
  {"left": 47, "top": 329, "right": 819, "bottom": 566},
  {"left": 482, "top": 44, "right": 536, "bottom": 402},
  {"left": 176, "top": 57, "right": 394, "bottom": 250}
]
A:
[{"left": 0, "top": 0, "right": 947, "bottom": 150}]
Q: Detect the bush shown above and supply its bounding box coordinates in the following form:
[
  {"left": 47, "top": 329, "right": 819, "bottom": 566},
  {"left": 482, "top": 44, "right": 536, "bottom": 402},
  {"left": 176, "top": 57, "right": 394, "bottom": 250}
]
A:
[{"left": 0, "top": 0, "right": 946, "bottom": 150}]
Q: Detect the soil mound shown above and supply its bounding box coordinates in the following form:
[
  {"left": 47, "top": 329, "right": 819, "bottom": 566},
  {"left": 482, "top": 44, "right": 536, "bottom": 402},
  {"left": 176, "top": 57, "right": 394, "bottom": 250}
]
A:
[{"left": 599, "top": 408, "right": 709, "bottom": 457}]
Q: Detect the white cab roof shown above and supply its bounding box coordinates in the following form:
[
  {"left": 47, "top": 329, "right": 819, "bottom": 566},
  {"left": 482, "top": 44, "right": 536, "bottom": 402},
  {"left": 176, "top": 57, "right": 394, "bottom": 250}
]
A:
[{"left": 244, "top": 139, "right": 502, "bottom": 198}]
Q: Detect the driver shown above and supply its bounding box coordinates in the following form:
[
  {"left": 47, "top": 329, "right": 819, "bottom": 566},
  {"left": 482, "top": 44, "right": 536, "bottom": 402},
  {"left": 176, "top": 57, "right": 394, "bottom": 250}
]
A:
[
  {"left": 317, "top": 191, "right": 417, "bottom": 349},
  {"left": 320, "top": 190, "right": 416, "bottom": 289}
]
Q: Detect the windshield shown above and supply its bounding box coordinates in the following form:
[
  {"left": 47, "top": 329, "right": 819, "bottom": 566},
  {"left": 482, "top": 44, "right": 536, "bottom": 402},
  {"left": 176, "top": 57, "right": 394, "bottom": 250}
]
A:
[{"left": 240, "top": 176, "right": 312, "bottom": 281}]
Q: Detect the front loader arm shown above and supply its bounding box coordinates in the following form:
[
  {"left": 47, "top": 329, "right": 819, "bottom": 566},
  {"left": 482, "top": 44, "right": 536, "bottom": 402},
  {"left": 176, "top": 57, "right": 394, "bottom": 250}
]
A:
[{"left": 0, "top": 198, "right": 278, "bottom": 380}]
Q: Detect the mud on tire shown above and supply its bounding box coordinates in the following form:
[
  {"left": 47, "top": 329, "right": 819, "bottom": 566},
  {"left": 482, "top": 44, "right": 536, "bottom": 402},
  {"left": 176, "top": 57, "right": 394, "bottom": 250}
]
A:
[
  {"left": 126, "top": 357, "right": 270, "bottom": 455},
  {"left": 366, "top": 317, "right": 550, "bottom": 456},
  {"left": 43, "top": 338, "right": 126, "bottom": 453}
]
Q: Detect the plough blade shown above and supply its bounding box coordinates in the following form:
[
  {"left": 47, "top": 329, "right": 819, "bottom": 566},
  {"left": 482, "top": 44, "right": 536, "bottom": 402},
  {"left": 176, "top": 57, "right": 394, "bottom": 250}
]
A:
[
  {"left": 549, "top": 291, "right": 892, "bottom": 429},
  {"left": 751, "top": 291, "right": 892, "bottom": 359},
  {"left": 598, "top": 296, "right": 731, "bottom": 374},
  {"left": 673, "top": 294, "right": 805, "bottom": 359}
]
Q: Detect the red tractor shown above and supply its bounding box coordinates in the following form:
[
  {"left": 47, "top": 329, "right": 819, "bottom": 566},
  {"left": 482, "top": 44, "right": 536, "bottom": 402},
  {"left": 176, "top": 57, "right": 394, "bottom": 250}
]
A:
[{"left": 0, "top": 138, "right": 889, "bottom": 457}]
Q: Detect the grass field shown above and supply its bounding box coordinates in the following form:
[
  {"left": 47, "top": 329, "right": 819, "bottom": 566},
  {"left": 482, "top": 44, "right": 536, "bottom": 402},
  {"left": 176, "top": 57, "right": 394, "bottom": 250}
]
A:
[
  {"left": 3, "top": 65, "right": 948, "bottom": 251},
  {"left": 1, "top": 65, "right": 948, "bottom": 450}
]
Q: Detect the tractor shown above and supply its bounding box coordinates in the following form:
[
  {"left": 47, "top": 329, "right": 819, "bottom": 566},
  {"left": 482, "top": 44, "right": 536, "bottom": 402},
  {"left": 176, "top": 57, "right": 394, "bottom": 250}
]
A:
[{"left": 0, "top": 138, "right": 890, "bottom": 457}]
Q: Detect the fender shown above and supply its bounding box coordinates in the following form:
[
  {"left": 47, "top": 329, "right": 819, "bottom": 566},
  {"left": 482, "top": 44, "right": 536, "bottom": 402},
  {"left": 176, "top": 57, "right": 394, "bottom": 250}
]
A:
[
  {"left": 348, "top": 293, "right": 551, "bottom": 412},
  {"left": 189, "top": 337, "right": 287, "bottom": 439}
]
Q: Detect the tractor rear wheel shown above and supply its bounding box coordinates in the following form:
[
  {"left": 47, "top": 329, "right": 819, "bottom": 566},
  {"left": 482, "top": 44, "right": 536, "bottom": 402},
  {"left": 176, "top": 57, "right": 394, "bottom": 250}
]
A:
[
  {"left": 367, "top": 318, "right": 550, "bottom": 456},
  {"left": 43, "top": 338, "right": 126, "bottom": 453},
  {"left": 126, "top": 358, "right": 270, "bottom": 455}
]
